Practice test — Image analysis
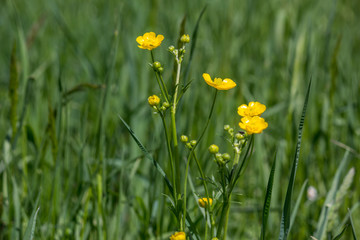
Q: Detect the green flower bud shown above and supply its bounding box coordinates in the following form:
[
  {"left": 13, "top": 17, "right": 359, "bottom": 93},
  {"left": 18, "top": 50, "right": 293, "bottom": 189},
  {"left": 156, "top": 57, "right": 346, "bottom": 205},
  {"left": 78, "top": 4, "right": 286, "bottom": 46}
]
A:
[
  {"left": 180, "top": 135, "right": 188, "bottom": 143},
  {"left": 235, "top": 132, "right": 245, "bottom": 140},
  {"left": 153, "top": 61, "right": 161, "bottom": 69},
  {"left": 158, "top": 67, "right": 164, "bottom": 73},
  {"left": 160, "top": 106, "right": 166, "bottom": 111},
  {"left": 168, "top": 45, "right": 175, "bottom": 52},
  {"left": 224, "top": 125, "right": 230, "bottom": 131},
  {"left": 208, "top": 144, "right": 219, "bottom": 154},
  {"left": 222, "top": 153, "right": 231, "bottom": 161},
  {"left": 228, "top": 128, "right": 234, "bottom": 135},
  {"left": 186, "top": 143, "right": 192, "bottom": 149},
  {"left": 162, "top": 102, "right": 170, "bottom": 108},
  {"left": 190, "top": 140, "right": 197, "bottom": 146},
  {"left": 215, "top": 153, "right": 225, "bottom": 165}
]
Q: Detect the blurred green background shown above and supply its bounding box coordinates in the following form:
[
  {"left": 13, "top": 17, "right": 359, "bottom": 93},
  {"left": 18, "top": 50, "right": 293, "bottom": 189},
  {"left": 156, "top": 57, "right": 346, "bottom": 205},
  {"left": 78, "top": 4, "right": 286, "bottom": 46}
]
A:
[{"left": 1, "top": 0, "right": 359, "bottom": 239}]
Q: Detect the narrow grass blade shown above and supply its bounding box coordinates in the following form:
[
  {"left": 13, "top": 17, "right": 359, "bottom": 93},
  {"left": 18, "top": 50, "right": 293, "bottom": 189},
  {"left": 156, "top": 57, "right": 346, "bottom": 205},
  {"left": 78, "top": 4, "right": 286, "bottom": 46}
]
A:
[
  {"left": 332, "top": 224, "right": 349, "bottom": 240},
  {"left": 118, "top": 116, "right": 174, "bottom": 195},
  {"left": 348, "top": 209, "right": 358, "bottom": 240},
  {"left": 23, "top": 205, "right": 40, "bottom": 240},
  {"left": 314, "top": 205, "right": 331, "bottom": 240},
  {"left": 13, "top": 77, "right": 35, "bottom": 148},
  {"left": 314, "top": 150, "right": 350, "bottom": 239},
  {"left": 183, "top": 5, "right": 207, "bottom": 83},
  {"left": 260, "top": 153, "right": 277, "bottom": 240},
  {"left": 9, "top": 42, "right": 19, "bottom": 141},
  {"left": 118, "top": 116, "right": 200, "bottom": 239},
  {"left": 279, "top": 79, "right": 311, "bottom": 240},
  {"left": 290, "top": 179, "right": 308, "bottom": 231}
]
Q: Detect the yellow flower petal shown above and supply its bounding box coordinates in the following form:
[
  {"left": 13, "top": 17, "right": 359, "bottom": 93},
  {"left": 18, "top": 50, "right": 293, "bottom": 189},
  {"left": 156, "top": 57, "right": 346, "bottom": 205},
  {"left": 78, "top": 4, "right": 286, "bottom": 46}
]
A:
[
  {"left": 202, "top": 73, "right": 236, "bottom": 90},
  {"left": 198, "top": 198, "right": 213, "bottom": 208},
  {"left": 239, "top": 116, "right": 268, "bottom": 134},
  {"left": 170, "top": 231, "right": 186, "bottom": 240},
  {"left": 136, "top": 32, "right": 164, "bottom": 50},
  {"left": 237, "top": 101, "right": 266, "bottom": 117},
  {"left": 148, "top": 95, "right": 160, "bottom": 106}
]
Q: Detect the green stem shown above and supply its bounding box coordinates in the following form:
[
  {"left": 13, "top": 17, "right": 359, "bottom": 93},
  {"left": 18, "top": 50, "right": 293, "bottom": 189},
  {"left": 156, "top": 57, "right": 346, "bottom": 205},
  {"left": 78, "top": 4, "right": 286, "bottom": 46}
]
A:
[
  {"left": 182, "top": 90, "right": 218, "bottom": 235},
  {"left": 150, "top": 51, "right": 169, "bottom": 103},
  {"left": 217, "top": 167, "right": 229, "bottom": 238},
  {"left": 171, "top": 59, "right": 183, "bottom": 195},
  {"left": 193, "top": 152, "right": 215, "bottom": 236},
  {"left": 223, "top": 195, "right": 232, "bottom": 240},
  {"left": 191, "top": 89, "right": 218, "bottom": 152},
  {"left": 159, "top": 110, "right": 177, "bottom": 200}
]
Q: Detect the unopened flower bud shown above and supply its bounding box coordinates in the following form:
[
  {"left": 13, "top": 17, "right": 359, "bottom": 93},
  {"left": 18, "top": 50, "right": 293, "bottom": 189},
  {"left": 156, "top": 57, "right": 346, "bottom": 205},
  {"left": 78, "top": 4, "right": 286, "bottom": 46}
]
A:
[
  {"left": 208, "top": 144, "right": 219, "bottom": 154},
  {"left": 198, "top": 197, "right": 213, "bottom": 208},
  {"left": 228, "top": 128, "right": 234, "bottom": 135},
  {"left": 160, "top": 106, "right": 166, "bottom": 111},
  {"left": 180, "top": 34, "right": 190, "bottom": 43},
  {"left": 162, "top": 102, "right": 170, "bottom": 108},
  {"left": 153, "top": 61, "right": 161, "bottom": 69},
  {"left": 190, "top": 140, "right": 197, "bottom": 146},
  {"left": 215, "top": 153, "right": 225, "bottom": 165},
  {"left": 235, "top": 132, "right": 245, "bottom": 140},
  {"left": 148, "top": 95, "right": 160, "bottom": 106},
  {"left": 180, "top": 135, "right": 188, "bottom": 143},
  {"left": 224, "top": 125, "right": 230, "bottom": 131},
  {"left": 168, "top": 45, "right": 175, "bottom": 52},
  {"left": 215, "top": 153, "right": 222, "bottom": 160},
  {"left": 222, "top": 153, "right": 231, "bottom": 161},
  {"left": 158, "top": 67, "right": 164, "bottom": 73}
]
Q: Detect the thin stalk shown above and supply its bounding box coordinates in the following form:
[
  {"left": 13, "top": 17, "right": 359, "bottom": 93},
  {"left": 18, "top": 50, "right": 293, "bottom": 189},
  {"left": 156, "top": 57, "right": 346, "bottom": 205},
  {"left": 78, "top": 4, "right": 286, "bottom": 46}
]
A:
[
  {"left": 159, "top": 74, "right": 170, "bottom": 102},
  {"left": 217, "top": 167, "right": 229, "bottom": 238},
  {"left": 159, "top": 110, "right": 177, "bottom": 200},
  {"left": 150, "top": 51, "right": 169, "bottom": 103},
  {"left": 223, "top": 196, "right": 232, "bottom": 240},
  {"left": 193, "top": 152, "right": 215, "bottom": 236},
  {"left": 182, "top": 89, "right": 217, "bottom": 234},
  {"left": 191, "top": 89, "right": 218, "bottom": 151},
  {"left": 171, "top": 59, "right": 182, "bottom": 195}
]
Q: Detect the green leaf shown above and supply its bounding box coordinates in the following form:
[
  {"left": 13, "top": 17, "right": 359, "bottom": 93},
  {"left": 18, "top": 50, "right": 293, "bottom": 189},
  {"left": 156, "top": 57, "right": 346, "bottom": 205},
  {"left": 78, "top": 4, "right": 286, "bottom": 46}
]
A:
[
  {"left": 23, "top": 202, "right": 40, "bottom": 240},
  {"left": 279, "top": 79, "right": 311, "bottom": 240},
  {"left": 314, "top": 151, "right": 350, "bottom": 239},
  {"left": 183, "top": 5, "right": 207, "bottom": 83},
  {"left": 290, "top": 179, "right": 308, "bottom": 231},
  {"left": 118, "top": 116, "right": 200, "bottom": 239},
  {"left": 118, "top": 115, "right": 174, "bottom": 195},
  {"left": 9, "top": 42, "right": 19, "bottom": 141},
  {"left": 332, "top": 224, "right": 349, "bottom": 240},
  {"left": 260, "top": 153, "right": 277, "bottom": 240},
  {"left": 349, "top": 209, "right": 358, "bottom": 240}
]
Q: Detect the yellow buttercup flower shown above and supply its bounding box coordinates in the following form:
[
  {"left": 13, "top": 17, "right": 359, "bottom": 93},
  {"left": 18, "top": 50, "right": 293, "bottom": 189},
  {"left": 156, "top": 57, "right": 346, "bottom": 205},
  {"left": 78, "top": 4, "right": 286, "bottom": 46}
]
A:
[
  {"left": 237, "top": 102, "right": 266, "bottom": 117},
  {"left": 148, "top": 95, "right": 160, "bottom": 106},
  {"left": 136, "top": 32, "right": 164, "bottom": 50},
  {"left": 170, "top": 231, "right": 186, "bottom": 240},
  {"left": 203, "top": 73, "right": 236, "bottom": 90},
  {"left": 198, "top": 197, "right": 213, "bottom": 208},
  {"left": 239, "top": 116, "right": 268, "bottom": 134}
]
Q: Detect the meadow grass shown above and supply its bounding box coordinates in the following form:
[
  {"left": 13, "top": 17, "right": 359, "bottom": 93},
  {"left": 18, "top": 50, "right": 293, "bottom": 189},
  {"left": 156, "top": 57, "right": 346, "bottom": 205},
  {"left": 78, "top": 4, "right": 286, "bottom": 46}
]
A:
[{"left": 1, "top": 0, "right": 359, "bottom": 239}]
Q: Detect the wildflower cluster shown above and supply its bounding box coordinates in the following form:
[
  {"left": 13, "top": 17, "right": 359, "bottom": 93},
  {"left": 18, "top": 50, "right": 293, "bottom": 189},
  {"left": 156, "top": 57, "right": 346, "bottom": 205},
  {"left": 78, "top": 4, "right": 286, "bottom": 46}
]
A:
[
  {"left": 237, "top": 101, "right": 268, "bottom": 134},
  {"left": 136, "top": 31, "right": 269, "bottom": 240}
]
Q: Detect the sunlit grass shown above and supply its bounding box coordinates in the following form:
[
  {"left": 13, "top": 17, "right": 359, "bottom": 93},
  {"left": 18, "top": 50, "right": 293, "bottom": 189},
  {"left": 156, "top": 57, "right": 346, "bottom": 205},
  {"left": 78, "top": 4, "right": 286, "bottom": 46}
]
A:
[{"left": 1, "top": 0, "right": 359, "bottom": 239}]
